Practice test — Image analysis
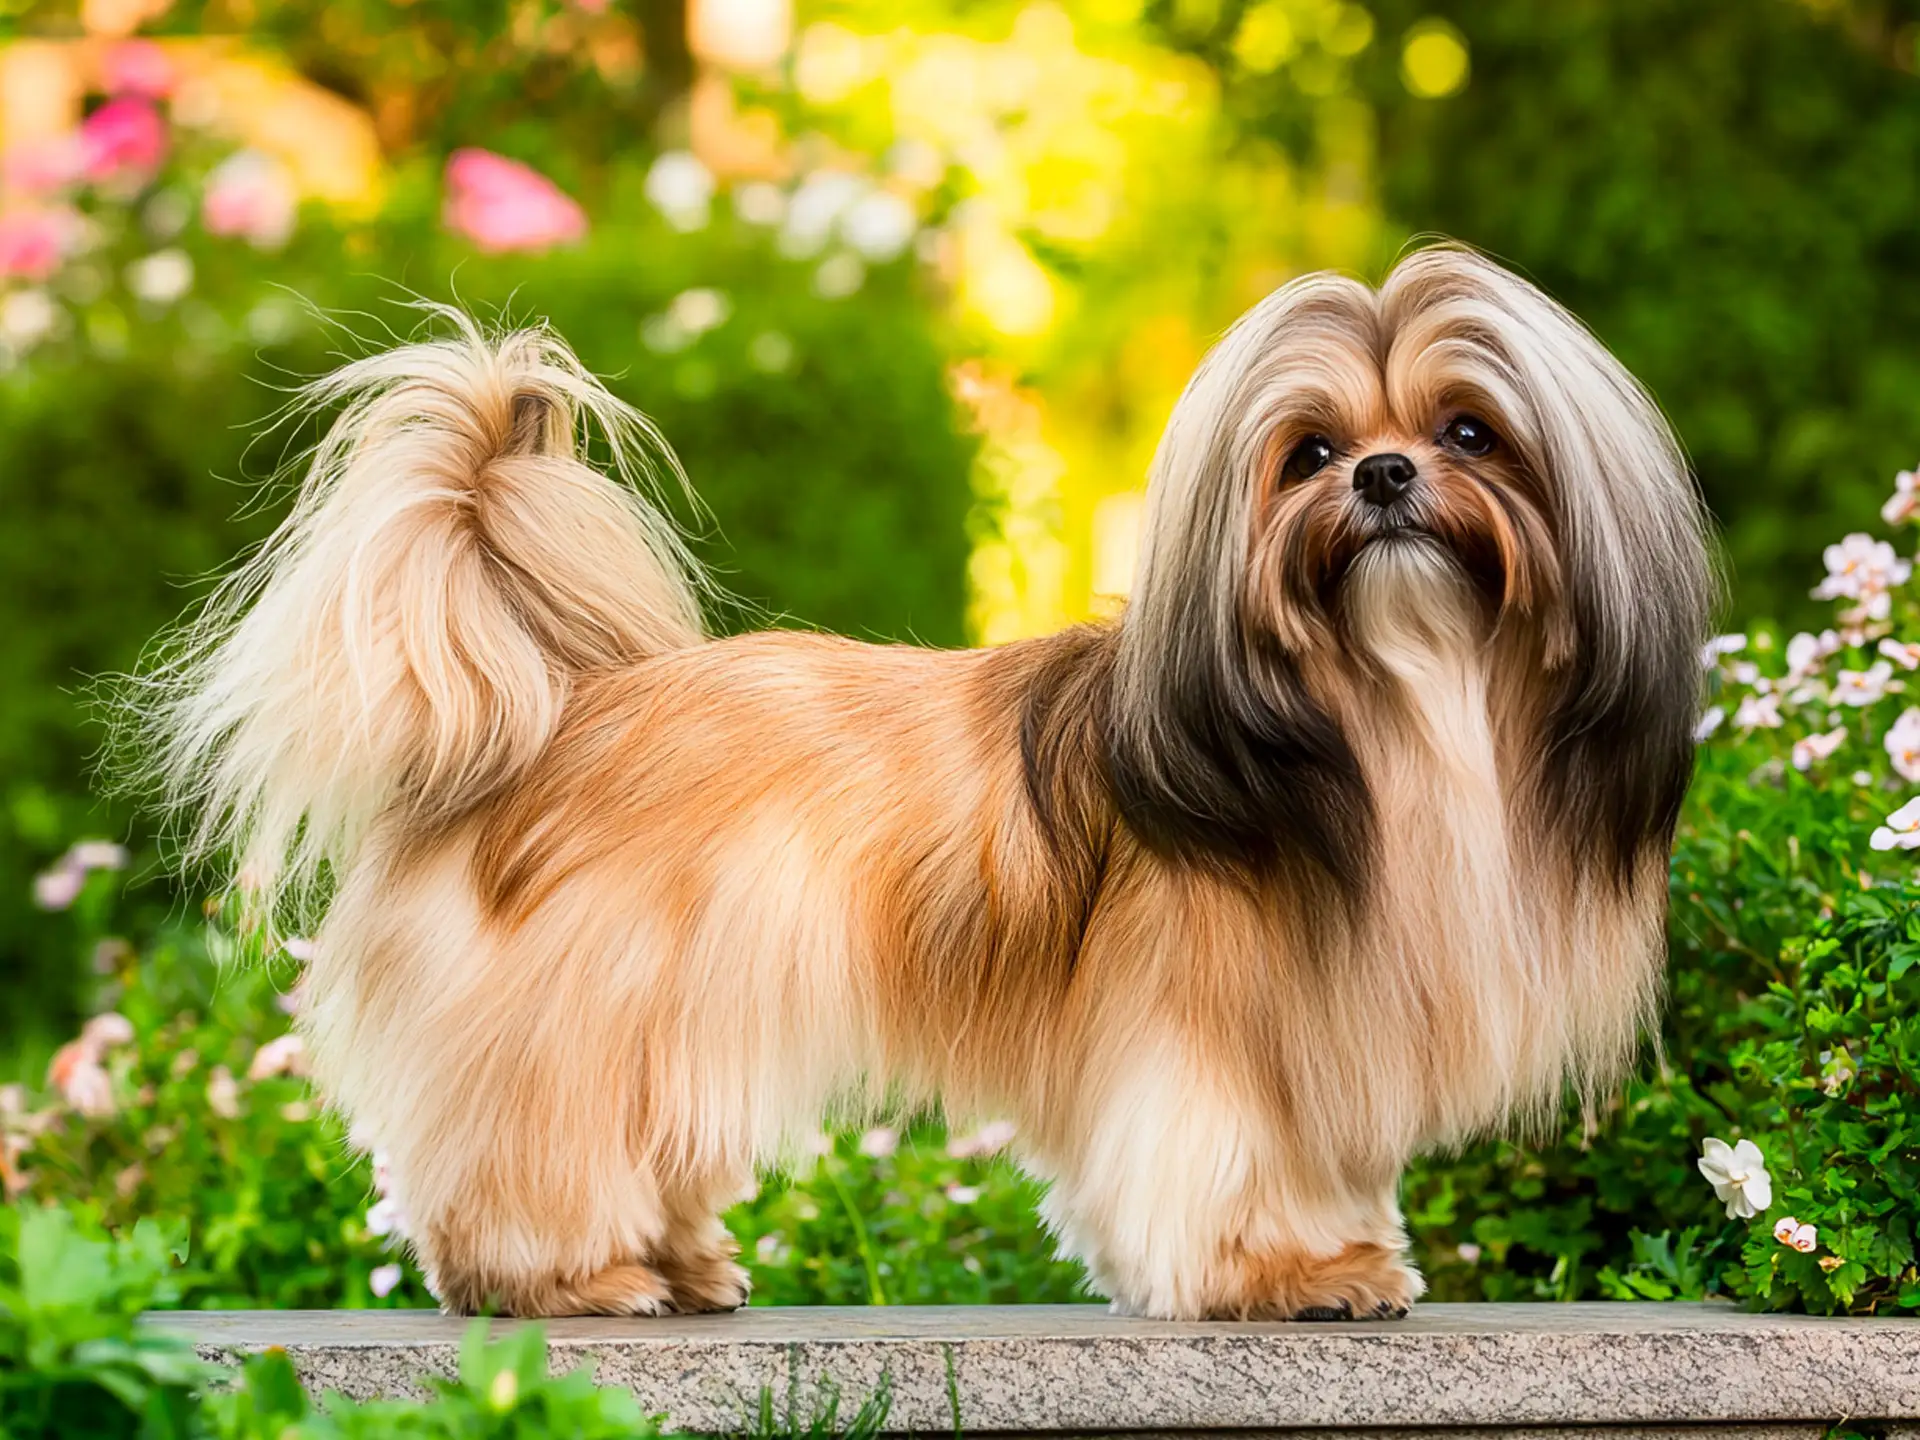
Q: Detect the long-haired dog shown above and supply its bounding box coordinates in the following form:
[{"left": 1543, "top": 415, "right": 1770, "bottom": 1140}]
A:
[{"left": 130, "top": 245, "right": 1711, "bottom": 1319}]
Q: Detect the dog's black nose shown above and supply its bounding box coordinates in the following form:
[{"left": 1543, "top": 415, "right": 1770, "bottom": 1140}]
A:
[{"left": 1353, "top": 453, "right": 1416, "bottom": 509}]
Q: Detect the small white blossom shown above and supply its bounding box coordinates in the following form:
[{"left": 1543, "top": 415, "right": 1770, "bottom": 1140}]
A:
[
  {"left": 364, "top": 1194, "right": 407, "bottom": 1238},
  {"left": 1870, "top": 796, "right": 1920, "bottom": 851},
  {"left": 1814, "top": 533, "right": 1911, "bottom": 603},
  {"left": 841, "top": 190, "right": 917, "bottom": 261},
  {"left": 125, "top": 248, "right": 192, "bottom": 304},
  {"left": 1881, "top": 640, "right": 1920, "bottom": 671},
  {"left": 1791, "top": 726, "right": 1846, "bottom": 771},
  {"left": 947, "top": 1118, "right": 1017, "bottom": 1158},
  {"left": 779, "top": 171, "right": 866, "bottom": 258},
  {"left": 1698, "top": 1137, "right": 1772, "bottom": 1219},
  {"left": 1787, "top": 629, "right": 1843, "bottom": 681},
  {"left": 857, "top": 1125, "right": 899, "bottom": 1158},
  {"left": 1772, "top": 1217, "right": 1818, "bottom": 1253},
  {"left": 1700, "top": 633, "right": 1748, "bottom": 667},
  {"left": 80, "top": 1013, "right": 134, "bottom": 1050},
  {"left": 1886, "top": 709, "right": 1920, "bottom": 782},
  {"left": 1456, "top": 1242, "right": 1482, "bottom": 1264},
  {"left": 0, "top": 288, "right": 60, "bottom": 351},
  {"left": 944, "top": 1183, "right": 982, "bottom": 1204},
  {"left": 1694, "top": 705, "right": 1726, "bottom": 742},
  {"left": 644, "top": 151, "right": 714, "bottom": 231},
  {"left": 369, "top": 1262, "right": 404, "bottom": 1298},
  {"left": 1734, "top": 693, "right": 1782, "bottom": 731},
  {"left": 1884, "top": 468, "right": 1920, "bottom": 526},
  {"left": 1832, "top": 661, "right": 1894, "bottom": 706}
]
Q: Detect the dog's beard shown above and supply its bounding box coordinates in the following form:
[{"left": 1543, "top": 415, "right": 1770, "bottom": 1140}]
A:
[{"left": 1342, "top": 538, "right": 1496, "bottom": 771}]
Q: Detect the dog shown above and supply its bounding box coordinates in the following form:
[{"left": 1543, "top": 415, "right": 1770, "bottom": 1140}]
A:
[{"left": 130, "top": 244, "right": 1711, "bottom": 1319}]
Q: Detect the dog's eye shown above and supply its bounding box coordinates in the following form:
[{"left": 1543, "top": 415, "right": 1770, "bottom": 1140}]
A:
[
  {"left": 1442, "top": 415, "right": 1498, "bottom": 457},
  {"left": 1282, "top": 435, "right": 1336, "bottom": 483}
]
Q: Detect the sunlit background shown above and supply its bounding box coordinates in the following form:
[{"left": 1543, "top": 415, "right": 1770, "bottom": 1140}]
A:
[{"left": 2, "top": 0, "right": 1919, "bottom": 1039}]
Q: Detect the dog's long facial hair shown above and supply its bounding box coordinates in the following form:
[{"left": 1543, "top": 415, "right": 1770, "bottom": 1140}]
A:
[{"left": 131, "top": 248, "right": 1711, "bottom": 1320}]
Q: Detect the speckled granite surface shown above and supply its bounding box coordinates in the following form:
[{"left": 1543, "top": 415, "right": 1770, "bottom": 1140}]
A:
[{"left": 149, "top": 1303, "right": 1920, "bottom": 1433}]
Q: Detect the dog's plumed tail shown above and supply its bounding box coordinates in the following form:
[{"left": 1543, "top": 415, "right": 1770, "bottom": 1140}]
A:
[{"left": 131, "top": 309, "right": 704, "bottom": 913}]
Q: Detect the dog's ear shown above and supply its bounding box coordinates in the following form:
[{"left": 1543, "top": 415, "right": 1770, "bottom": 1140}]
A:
[
  {"left": 1103, "top": 274, "right": 1379, "bottom": 893},
  {"left": 1383, "top": 246, "right": 1716, "bottom": 882},
  {"left": 1102, "top": 584, "right": 1373, "bottom": 892}
]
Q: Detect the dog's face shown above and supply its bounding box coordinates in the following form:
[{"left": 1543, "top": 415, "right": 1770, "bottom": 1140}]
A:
[{"left": 1104, "top": 246, "right": 1713, "bottom": 890}]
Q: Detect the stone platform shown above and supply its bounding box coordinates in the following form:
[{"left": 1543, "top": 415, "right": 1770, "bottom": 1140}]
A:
[{"left": 151, "top": 1302, "right": 1920, "bottom": 1436}]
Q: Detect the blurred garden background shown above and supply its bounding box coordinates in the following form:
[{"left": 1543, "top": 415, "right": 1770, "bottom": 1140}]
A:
[{"left": 3, "top": 0, "right": 1920, "bottom": 1336}]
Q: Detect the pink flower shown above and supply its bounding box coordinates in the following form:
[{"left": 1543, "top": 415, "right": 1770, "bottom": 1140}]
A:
[
  {"left": 101, "top": 41, "right": 175, "bottom": 99},
  {"left": 32, "top": 864, "right": 85, "bottom": 911},
  {"left": 857, "top": 1125, "right": 898, "bottom": 1158},
  {"left": 442, "top": 149, "right": 586, "bottom": 254},
  {"left": 1733, "top": 693, "right": 1782, "bottom": 731},
  {"left": 3, "top": 138, "right": 81, "bottom": 196},
  {"left": 203, "top": 151, "right": 297, "bottom": 249},
  {"left": 369, "top": 1262, "right": 404, "bottom": 1298},
  {"left": 1832, "top": 661, "right": 1894, "bottom": 707},
  {"left": 281, "top": 936, "right": 317, "bottom": 963},
  {"left": 79, "top": 98, "right": 166, "bottom": 184},
  {"left": 0, "top": 208, "right": 74, "bottom": 281},
  {"left": 247, "top": 1033, "right": 306, "bottom": 1081}
]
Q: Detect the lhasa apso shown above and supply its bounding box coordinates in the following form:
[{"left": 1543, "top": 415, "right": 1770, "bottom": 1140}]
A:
[{"left": 133, "top": 245, "right": 1711, "bottom": 1319}]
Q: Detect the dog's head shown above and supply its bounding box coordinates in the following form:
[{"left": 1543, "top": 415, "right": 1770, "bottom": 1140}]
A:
[{"left": 1105, "top": 245, "right": 1714, "bottom": 891}]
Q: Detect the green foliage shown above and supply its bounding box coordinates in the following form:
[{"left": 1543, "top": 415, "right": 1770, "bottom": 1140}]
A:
[{"left": 0, "top": 1204, "right": 211, "bottom": 1438}]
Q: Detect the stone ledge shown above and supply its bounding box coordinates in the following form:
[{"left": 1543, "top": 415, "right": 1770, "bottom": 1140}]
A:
[{"left": 150, "top": 1303, "right": 1920, "bottom": 1434}]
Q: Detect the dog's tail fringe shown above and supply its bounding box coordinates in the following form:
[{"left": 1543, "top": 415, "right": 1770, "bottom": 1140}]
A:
[{"left": 120, "top": 306, "right": 706, "bottom": 919}]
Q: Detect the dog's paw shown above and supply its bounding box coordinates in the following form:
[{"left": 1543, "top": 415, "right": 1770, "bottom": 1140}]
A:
[{"left": 1206, "top": 1239, "right": 1423, "bottom": 1322}]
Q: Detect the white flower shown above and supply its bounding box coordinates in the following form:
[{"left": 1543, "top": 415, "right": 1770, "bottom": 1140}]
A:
[
  {"left": 0, "top": 288, "right": 60, "bottom": 351},
  {"left": 644, "top": 151, "right": 714, "bottom": 231},
  {"left": 841, "top": 190, "right": 917, "bottom": 262},
  {"left": 1884, "top": 468, "right": 1920, "bottom": 526},
  {"left": 68, "top": 841, "right": 128, "bottom": 870},
  {"left": 1886, "top": 709, "right": 1920, "bottom": 782},
  {"left": 1787, "top": 629, "right": 1843, "bottom": 680},
  {"left": 32, "top": 864, "right": 83, "bottom": 911},
  {"left": 1699, "top": 633, "right": 1748, "bottom": 667},
  {"left": 857, "top": 1125, "right": 898, "bottom": 1158},
  {"left": 1734, "top": 693, "right": 1782, "bottom": 731},
  {"left": 1771, "top": 1217, "right": 1818, "bottom": 1253},
  {"left": 1814, "top": 533, "right": 1911, "bottom": 603},
  {"left": 1881, "top": 640, "right": 1920, "bottom": 671},
  {"left": 1791, "top": 726, "right": 1847, "bottom": 771},
  {"left": 61, "top": 1058, "right": 115, "bottom": 1117},
  {"left": 1870, "top": 797, "right": 1920, "bottom": 851},
  {"left": 368, "top": 1262, "right": 404, "bottom": 1299},
  {"left": 779, "top": 171, "right": 867, "bottom": 258},
  {"left": 1456, "top": 1242, "right": 1482, "bottom": 1264},
  {"left": 944, "top": 1183, "right": 982, "bottom": 1204},
  {"left": 280, "top": 936, "right": 317, "bottom": 963},
  {"left": 125, "top": 248, "right": 193, "bottom": 305},
  {"left": 1832, "top": 661, "right": 1893, "bottom": 706},
  {"left": 1819, "top": 1047, "right": 1856, "bottom": 1095},
  {"left": 755, "top": 1232, "right": 784, "bottom": 1263},
  {"left": 1693, "top": 705, "right": 1725, "bottom": 742},
  {"left": 1697, "top": 1137, "right": 1772, "bottom": 1219}
]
